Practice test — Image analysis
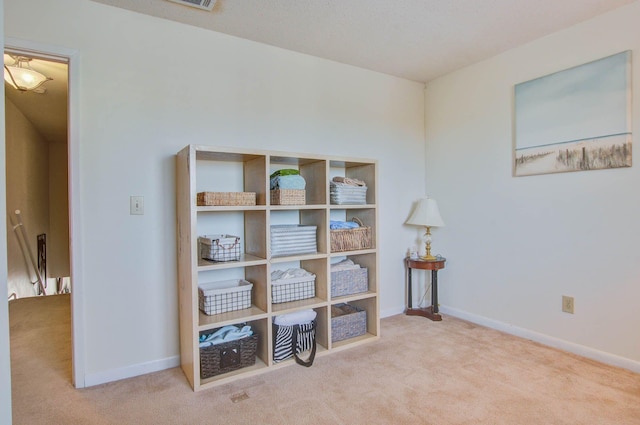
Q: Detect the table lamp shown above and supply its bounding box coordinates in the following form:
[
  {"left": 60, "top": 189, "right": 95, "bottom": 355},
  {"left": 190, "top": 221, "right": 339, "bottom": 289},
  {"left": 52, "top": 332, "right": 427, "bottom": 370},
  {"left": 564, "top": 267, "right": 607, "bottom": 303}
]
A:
[{"left": 406, "top": 197, "right": 445, "bottom": 260}]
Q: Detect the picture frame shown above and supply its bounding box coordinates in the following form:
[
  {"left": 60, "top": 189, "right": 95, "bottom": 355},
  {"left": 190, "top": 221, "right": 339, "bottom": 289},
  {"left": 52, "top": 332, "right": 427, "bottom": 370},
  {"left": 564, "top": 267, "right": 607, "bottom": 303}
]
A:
[{"left": 513, "top": 51, "right": 632, "bottom": 177}]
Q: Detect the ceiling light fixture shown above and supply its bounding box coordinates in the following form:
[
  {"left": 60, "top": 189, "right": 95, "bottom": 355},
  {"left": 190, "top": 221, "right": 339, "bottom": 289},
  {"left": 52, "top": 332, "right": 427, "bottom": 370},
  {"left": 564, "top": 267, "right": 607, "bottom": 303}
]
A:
[{"left": 4, "top": 56, "right": 53, "bottom": 92}]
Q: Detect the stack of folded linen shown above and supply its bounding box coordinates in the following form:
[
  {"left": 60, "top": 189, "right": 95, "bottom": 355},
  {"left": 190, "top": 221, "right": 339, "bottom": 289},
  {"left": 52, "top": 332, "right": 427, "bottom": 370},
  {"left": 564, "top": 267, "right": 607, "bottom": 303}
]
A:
[
  {"left": 330, "top": 176, "right": 367, "bottom": 205},
  {"left": 270, "top": 169, "right": 306, "bottom": 190}
]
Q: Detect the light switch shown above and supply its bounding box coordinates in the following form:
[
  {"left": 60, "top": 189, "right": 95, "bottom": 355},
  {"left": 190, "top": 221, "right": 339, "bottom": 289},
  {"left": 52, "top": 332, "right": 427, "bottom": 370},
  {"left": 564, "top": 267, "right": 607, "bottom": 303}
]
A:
[{"left": 130, "top": 196, "right": 144, "bottom": 215}]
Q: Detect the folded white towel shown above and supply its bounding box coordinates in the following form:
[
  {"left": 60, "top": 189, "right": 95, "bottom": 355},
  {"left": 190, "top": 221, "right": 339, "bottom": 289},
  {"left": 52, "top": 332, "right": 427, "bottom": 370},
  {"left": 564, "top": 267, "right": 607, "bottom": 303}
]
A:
[{"left": 273, "top": 309, "right": 317, "bottom": 326}]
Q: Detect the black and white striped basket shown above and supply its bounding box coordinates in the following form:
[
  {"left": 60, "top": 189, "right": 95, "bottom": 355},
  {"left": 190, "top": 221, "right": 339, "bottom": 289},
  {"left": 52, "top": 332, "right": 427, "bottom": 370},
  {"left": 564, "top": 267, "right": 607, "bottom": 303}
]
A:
[{"left": 272, "top": 320, "right": 317, "bottom": 367}]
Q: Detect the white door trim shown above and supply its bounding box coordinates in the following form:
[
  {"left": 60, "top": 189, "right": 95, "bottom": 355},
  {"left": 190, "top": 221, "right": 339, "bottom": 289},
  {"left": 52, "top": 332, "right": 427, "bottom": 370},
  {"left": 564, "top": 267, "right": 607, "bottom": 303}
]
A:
[{"left": 5, "top": 37, "right": 85, "bottom": 388}]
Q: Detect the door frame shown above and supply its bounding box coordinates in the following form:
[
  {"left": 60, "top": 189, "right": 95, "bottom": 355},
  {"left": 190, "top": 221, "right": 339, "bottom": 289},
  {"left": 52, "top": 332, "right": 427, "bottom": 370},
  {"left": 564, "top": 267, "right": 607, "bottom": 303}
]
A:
[{"left": 5, "top": 37, "right": 85, "bottom": 388}]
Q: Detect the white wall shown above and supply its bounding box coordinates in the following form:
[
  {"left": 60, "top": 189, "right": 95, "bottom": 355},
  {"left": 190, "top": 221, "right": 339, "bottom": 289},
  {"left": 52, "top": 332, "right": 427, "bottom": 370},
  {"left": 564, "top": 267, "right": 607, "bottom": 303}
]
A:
[
  {"left": 5, "top": 0, "right": 425, "bottom": 384},
  {"left": 5, "top": 98, "right": 50, "bottom": 297},
  {"left": 425, "top": 1, "right": 640, "bottom": 368}
]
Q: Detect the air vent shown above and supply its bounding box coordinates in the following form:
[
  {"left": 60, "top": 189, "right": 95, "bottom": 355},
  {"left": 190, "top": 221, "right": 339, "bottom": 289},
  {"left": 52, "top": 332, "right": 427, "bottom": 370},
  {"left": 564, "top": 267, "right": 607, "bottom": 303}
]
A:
[{"left": 166, "top": 0, "right": 216, "bottom": 11}]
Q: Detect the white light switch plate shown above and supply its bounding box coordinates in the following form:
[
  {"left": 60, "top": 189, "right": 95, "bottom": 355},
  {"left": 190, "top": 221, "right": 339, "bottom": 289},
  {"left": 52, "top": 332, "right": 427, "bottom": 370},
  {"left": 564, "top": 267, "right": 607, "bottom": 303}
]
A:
[{"left": 130, "top": 196, "right": 144, "bottom": 215}]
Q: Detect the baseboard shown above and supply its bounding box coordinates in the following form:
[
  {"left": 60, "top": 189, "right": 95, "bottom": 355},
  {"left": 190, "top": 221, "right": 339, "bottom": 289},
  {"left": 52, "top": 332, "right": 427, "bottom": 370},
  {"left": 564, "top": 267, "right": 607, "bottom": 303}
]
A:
[
  {"left": 380, "top": 305, "right": 406, "bottom": 318},
  {"left": 440, "top": 306, "right": 640, "bottom": 374},
  {"left": 84, "top": 355, "right": 181, "bottom": 387}
]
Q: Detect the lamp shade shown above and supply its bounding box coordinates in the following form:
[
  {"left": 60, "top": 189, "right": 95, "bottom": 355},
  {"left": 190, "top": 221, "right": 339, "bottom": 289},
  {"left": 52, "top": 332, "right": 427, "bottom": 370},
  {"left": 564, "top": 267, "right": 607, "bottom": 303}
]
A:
[{"left": 406, "top": 197, "right": 445, "bottom": 228}]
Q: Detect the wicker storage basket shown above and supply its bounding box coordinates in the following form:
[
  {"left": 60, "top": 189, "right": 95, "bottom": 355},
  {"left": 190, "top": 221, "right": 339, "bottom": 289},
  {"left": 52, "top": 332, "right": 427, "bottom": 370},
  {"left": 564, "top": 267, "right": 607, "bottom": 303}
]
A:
[
  {"left": 271, "top": 189, "right": 306, "bottom": 206},
  {"left": 272, "top": 274, "right": 316, "bottom": 303},
  {"left": 200, "top": 333, "right": 258, "bottom": 379},
  {"left": 330, "top": 218, "right": 372, "bottom": 252},
  {"left": 331, "top": 267, "right": 368, "bottom": 297},
  {"left": 270, "top": 225, "right": 317, "bottom": 257},
  {"left": 197, "top": 192, "right": 256, "bottom": 206},
  {"left": 199, "top": 234, "right": 241, "bottom": 262},
  {"left": 198, "top": 279, "right": 253, "bottom": 315},
  {"left": 331, "top": 303, "right": 366, "bottom": 342}
]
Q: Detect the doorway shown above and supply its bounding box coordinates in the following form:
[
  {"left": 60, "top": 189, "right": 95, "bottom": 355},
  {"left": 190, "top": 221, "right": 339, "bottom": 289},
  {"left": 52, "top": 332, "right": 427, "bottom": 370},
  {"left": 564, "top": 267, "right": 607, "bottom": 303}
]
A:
[
  {"left": 4, "top": 46, "right": 77, "bottom": 395},
  {"left": 4, "top": 50, "right": 70, "bottom": 299}
]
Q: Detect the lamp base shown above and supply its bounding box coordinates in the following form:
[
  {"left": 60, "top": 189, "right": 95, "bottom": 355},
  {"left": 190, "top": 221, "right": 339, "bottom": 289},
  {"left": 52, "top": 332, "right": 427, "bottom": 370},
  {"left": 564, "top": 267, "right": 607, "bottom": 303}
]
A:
[
  {"left": 420, "top": 254, "right": 437, "bottom": 261},
  {"left": 405, "top": 306, "right": 442, "bottom": 321}
]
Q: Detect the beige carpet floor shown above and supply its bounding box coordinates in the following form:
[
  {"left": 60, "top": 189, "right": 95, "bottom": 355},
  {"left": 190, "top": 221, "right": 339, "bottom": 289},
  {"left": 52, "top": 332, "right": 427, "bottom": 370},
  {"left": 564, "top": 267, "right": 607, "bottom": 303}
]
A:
[{"left": 9, "top": 294, "right": 640, "bottom": 425}]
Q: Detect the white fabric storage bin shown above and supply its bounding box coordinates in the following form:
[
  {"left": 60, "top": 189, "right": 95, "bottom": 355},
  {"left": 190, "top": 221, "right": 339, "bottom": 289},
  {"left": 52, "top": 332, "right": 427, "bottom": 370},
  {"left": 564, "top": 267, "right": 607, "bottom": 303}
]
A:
[
  {"left": 272, "top": 273, "right": 316, "bottom": 303},
  {"left": 270, "top": 225, "right": 317, "bottom": 257},
  {"left": 199, "top": 234, "right": 241, "bottom": 262},
  {"left": 198, "top": 279, "right": 253, "bottom": 315}
]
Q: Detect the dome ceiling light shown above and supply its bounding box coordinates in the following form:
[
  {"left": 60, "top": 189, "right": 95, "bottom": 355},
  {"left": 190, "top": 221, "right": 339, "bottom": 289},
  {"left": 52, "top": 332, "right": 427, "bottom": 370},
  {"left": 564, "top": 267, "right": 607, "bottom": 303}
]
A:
[{"left": 4, "top": 55, "right": 53, "bottom": 92}]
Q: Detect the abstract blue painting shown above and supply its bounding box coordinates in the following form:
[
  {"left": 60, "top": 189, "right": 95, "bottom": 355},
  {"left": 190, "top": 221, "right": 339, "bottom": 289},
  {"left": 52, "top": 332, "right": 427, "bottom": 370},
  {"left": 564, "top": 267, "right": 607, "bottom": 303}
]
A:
[{"left": 514, "top": 51, "right": 632, "bottom": 176}]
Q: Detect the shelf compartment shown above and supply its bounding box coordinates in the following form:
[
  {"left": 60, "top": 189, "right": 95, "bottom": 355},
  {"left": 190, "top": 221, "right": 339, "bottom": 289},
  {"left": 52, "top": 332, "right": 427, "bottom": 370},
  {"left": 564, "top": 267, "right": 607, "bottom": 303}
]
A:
[
  {"left": 198, "top": 318, "right": 269, "bottom": 387},
  {"left": 269, "top": 156, "right": 327, "bottom": 206},
  {"left": 196, "top": 149, "right": 267, "bottom": 206},
  {"left": 269, "top": 209, "right": 327, "bottom": 256},
  {"left": 269, "top": 257, "right": 328, "bottom": 307},
  {"left": 197, "top": 264, "right": 268, "bottom": 328},
  {"left": 331, "top": 297, "right": 379, "bottom": 345},
  {"left": 330, "top": 252, "right": 377, "bottom": 299},
  {"left": 329, "top": 160, "right": 376, "bottom": 205},
  {"left": 271, "top": 305, "right": 329, "bottom": 365},
  {"left": 197, "top": 209, "right": 267, "bottom": 260},
  {"left": 328, "top": 208, "right": 376, "bottom": 253}
]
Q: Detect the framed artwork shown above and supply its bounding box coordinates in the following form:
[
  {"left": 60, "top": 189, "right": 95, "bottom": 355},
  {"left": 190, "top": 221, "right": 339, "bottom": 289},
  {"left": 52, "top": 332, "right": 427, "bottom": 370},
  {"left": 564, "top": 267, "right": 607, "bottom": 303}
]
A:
[{"left": 514, "top": 51, "right": 632, "bottom": 177}]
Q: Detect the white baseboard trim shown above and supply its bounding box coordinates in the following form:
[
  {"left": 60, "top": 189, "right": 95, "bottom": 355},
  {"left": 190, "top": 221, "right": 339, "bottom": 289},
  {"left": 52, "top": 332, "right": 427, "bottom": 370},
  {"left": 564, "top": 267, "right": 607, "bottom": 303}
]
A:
[
  {"left": 440, "top": 306, "right": 640, "bottom": 374},
  {"left": 84, "top": 355, "right": 180, "bottom": 387},
  {"left": 380, "top": 305, "right": 405, "bottom": 318}
]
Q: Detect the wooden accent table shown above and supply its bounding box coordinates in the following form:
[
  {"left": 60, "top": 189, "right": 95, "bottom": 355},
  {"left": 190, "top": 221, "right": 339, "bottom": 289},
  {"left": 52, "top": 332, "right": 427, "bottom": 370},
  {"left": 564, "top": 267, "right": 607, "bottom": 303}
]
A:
[{"left": 405, "top": 257, "right": 446, "bottom": 321}]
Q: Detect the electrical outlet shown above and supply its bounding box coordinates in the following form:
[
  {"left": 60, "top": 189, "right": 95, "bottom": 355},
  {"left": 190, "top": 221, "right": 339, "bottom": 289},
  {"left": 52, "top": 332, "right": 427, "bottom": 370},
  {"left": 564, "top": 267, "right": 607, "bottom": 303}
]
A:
[{"left": 562, "top": 295, "right": 574, "bottom": 314}]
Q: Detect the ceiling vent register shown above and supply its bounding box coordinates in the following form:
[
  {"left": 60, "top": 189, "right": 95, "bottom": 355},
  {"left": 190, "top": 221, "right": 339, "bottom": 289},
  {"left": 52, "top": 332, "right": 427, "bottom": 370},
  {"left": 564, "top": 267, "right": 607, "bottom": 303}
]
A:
[{"left": 166, "top": 0, "right": 216, "bottom": 12}]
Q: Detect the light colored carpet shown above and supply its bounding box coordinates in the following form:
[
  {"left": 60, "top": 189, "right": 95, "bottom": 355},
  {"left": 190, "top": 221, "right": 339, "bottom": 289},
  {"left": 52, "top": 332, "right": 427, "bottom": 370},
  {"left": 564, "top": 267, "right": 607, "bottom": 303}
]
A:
[{"left": 9, "top": 294, "right": 640, "bottom": 424}]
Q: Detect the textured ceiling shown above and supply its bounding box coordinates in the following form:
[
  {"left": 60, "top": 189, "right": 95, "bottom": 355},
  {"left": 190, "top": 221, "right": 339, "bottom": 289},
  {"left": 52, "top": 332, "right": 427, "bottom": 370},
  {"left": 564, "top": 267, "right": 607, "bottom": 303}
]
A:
[
  {"left": 5, "top": 0, "right": 636, "bottom": 146},
  {"left": 90, "top": 0, "right": 636, "bottom": 83}
]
